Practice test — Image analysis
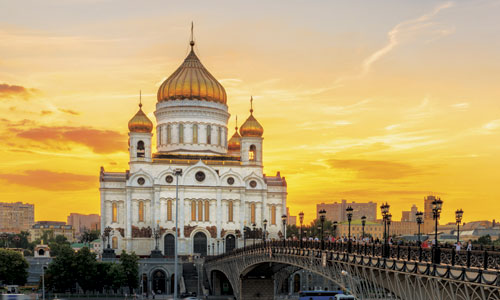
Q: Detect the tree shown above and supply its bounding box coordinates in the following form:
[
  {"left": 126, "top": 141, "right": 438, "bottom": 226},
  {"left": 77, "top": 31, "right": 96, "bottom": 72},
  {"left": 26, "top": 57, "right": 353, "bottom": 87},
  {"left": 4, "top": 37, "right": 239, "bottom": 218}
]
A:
[
  {"left": 477, "top": 235, "right": 492, "bottom": 245},
  {"left": 80, "top": 229, "right": 100, "bottom": 245},
  {"left": 0, "top": 249, "right": 29, "bottom": 285},
  {"left": 119, "top": 251, "right": 139, "bottom": 293},
  {"left": 45, "top": 244, "right": 76, "bottom": 292},
  {"left": 108, "top": 263, "right": 126, "bottom": 293},
  {"left": 74, "top": 247, "right": 97, "bottom": 293}
]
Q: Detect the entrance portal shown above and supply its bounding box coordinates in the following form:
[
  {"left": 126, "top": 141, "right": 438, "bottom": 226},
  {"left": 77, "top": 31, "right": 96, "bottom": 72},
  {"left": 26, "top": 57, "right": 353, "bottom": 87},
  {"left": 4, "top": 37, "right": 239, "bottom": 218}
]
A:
[
  {"left": 152, "top": 270, "right": 166, "bottom": 294},
  {"left": 193, "top": 232, "right": 207, "bottom": 256}
]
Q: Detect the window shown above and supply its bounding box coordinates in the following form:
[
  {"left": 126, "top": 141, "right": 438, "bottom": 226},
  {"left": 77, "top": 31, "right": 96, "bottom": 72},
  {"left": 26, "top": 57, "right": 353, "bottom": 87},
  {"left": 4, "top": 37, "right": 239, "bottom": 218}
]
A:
[
  {"left": 167, "top": 200, "right": 172, "bottom": 221},
  {"left": 228, "top": 201, "right": 233, "bottom": 222},
  {"left": 167, "top": 125, "right": 171, "bottom": 143},
  {"left": 112, "top": 236, "right": 118, "bottom": 249},
  {"left": 198, "top": 201, "right": 203, "bottom": 221},
  {"left": 217, "top": 126, "right": 222, "bottom": 146},
  {"left": 138, "top": 201, "right": 144, "bottom": 222},
  {"left": 178, "top": 124, "right": 184, "bottom": 143},
  {"left": 158, "top": 126, "right": 162, "bottom": 145},
  {"left": 112, "top": 203, "right": 117, "bottom": 223},
  {"left": 205, "top": 201, "right": 210, "bottom": 221},
  {"left": 249, "top": 145, "right": 256, "bottom": 161},
  {"left": 271, "top": 206, "right": 276, "bottom": 225},
  {"left": 137, "top": 141, "right": 145, "bottom": 158},
  {"left": 206, "top": 125, "right": 211, "bottom": 144},
  {"left": 191, "top": 201, "right": 196, "bottom": 221},
  {"left": 251, "top": 203, "right": 256, "bottom": 224},
  {"left": 193, "top": 124, "right": 198, "bottom": 143}
]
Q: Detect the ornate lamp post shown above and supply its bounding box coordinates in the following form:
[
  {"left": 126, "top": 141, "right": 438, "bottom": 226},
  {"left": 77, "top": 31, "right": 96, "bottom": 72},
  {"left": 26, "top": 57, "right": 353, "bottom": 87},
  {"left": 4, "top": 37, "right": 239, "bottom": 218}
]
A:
[
  {"left": 281, "top": 214, "right": 287, "bottom": 241},
  {"left": 416, "top": 211, "right": 423, "bottom": 245},
  {"left": 346, "top": 206, "right": 353, "bottom": 253},
  {"left": 150, "top": 221, "right": 162, "bottom": 258},
  {"left": 252, "top": 223, "right": 256, "bottom": 246},
  {"left": 319, "top": 209, "right": 326, "bottom": 250},
  {"left": 217, "top": 240, "right": 220, "bottom": 255},
  {"left": 299, "top": 211, "right": 304, "bottom": 247},
  {"left": 456, "top": 209, "right": 464, "bottom": 244},
  {"left": 361, "top": 216, "right": 366, "bottom": 241},
  {"left": 263, "top": 219, "right": 268, "bottom": 246},
  {"left": 432, "top": 197, "right": 443, "bottom": 264},
  {"left": 380, "top": 202, "right": 390, "bottom": 258},
  {"left": 387, "top": 214, "right": 392, "bottom": 241},
  {"left": 212, "top": 242, "right": 215, "bottom": 255}
]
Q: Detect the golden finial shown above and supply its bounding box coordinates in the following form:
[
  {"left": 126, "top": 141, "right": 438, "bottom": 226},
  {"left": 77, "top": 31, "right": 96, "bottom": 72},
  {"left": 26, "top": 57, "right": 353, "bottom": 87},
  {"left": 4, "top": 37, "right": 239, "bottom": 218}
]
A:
[
  {"left": 139, "top": 90, "right": 142, "bottom": 109},
  {"left": 250, "top": 96, "right": 253, "bottom": 114},
  {"left": 235, "top": 115, "right": 238, "bottom": 131},
  {"left": 190, "top": 22, "right": 195, "bottom": 48}
]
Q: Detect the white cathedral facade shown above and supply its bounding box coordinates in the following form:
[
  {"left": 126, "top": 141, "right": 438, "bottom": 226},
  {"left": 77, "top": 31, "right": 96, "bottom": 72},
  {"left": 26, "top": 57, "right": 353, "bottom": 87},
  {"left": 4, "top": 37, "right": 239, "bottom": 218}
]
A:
[{"left": 100, "top": 38, "right": 287, "bottom": 257}]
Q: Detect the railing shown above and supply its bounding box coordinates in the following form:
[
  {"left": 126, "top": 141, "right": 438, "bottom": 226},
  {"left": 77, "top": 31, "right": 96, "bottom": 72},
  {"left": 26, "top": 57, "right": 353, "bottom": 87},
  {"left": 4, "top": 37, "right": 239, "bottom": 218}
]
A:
[{"left": 206, "top": 240, "right": 500, "bottom": 270}]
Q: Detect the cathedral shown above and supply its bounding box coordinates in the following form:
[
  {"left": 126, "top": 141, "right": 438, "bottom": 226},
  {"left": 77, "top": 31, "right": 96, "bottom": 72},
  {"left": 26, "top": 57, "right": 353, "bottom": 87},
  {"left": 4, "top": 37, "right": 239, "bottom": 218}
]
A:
[{"left": 99, "top": 36, "right": 288, "bottom": 257}]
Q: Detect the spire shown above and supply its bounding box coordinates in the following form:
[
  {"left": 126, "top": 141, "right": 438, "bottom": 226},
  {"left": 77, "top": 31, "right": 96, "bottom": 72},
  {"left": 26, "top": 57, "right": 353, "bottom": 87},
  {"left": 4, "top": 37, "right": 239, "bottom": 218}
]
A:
[
  {"left": 250, "top": 96, "right": 253, "bottom": 114},
  {"left": 190, "top": 21, "right": 195, "bottom": 49},
  {"left": 235, "top": 115, "right": 238, "bottom": 131},
  {"left": 139, "top": 90, "right": 142, "bottom": 109}
]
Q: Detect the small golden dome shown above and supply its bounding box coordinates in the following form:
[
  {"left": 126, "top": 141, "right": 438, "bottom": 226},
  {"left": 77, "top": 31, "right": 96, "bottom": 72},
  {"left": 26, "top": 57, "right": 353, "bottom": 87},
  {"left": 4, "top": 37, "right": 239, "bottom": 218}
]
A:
[
  {"left": 240, "top": 97, "right": 263, "bottom": 137},
  {"left": 128, "top": 103, "right": 153, "bottom": 133},
  {"left": 157, "top": 41, "right": 227, "bottom": 104},
  {"left": 228, "top": 130, "right": 241, "bottom": 152}
]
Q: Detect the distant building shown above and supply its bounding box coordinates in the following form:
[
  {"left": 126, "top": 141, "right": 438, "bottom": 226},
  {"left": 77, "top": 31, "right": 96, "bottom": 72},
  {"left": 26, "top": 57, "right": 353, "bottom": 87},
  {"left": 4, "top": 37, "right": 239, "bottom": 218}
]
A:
[
  {"left": 0, "top": 202, "right": 35, "bottom": 233},
  {"left": 67, "top": 213, "right": 100, "bottom": 236},
  {"left": 402, "top": 204, "right": 418, "bottom": 222},
  {"left": 29, "top": 222, "right": 75, "bottom": 242},
  {"left": 424, "top": 195, "right": 437, "bottom": 220},
  {"left": 317, "top": 200, "right": 377, "bottom": 223},
  {"left": 286, "top": 207, "right": 297, "bottom": 226},
  {"left": 337, "top": 220, "right": 383, "bottom": 240}
]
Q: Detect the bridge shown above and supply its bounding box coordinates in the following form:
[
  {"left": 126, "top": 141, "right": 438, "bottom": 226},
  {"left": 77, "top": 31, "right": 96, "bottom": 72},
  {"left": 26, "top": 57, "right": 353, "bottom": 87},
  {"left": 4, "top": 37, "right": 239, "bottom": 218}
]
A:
[{"left": 204, "top": 241, "right": 500, "bottom": 300}]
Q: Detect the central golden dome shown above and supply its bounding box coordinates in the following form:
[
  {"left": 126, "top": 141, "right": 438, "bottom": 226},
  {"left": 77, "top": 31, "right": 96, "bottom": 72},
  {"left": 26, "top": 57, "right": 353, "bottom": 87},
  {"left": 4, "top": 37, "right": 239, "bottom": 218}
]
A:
[{"left": 157, "top": 42, "right": 227, "bottom": 104}]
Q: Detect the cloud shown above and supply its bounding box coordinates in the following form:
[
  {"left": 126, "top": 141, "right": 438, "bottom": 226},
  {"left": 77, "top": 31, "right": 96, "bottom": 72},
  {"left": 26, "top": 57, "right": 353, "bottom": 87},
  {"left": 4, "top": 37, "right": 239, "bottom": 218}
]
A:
[
  {"left": 41, "top": 110, "right": 53, "bottom": 116},
  {"left": 329, "top": 159, "right": 423, "bottom": 179},
  {"left": 482, "top": 119, "right": 500, "bottom": 132},
  {"left": 0, "top": 83, "right": 38, "bottom": 100},
  {"left": 58, "top": 108, "right": 80, "bottom": 115},
  {"left": 15, "top": 126, "right": 126, "bottom": 154},
  {"left": 0, "top": 170, "right": 96, "bottom": 191},
  {"left": 451, "top": 102, "right": 470, "bottom": 110}
]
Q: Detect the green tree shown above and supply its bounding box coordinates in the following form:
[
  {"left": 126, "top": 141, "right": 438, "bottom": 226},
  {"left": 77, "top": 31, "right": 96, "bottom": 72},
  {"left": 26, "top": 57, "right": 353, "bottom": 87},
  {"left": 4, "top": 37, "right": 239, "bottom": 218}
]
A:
[
  {"left": 119, "top": 251, "right": 139, "bottom": 293},
  {"left": 45, "top": 244, "right": 76, "bottom": 292},
  {"left": 0, "top": 249, "right": 29, "bottom": 285},
  {"left": 108, "top": 263, "right": 126, "bottom": 292},
  {"left": 477, "top": 235, "right": 492, "bottom": 245},
  {"left": 74, "top": 247, "right": 97, "bottom": 293},
  {"left": 79, "top": 229, "right": 100, "bottom": 245},
  {"left": 286, "top": 225, "right": 298, "bottom": 239}
]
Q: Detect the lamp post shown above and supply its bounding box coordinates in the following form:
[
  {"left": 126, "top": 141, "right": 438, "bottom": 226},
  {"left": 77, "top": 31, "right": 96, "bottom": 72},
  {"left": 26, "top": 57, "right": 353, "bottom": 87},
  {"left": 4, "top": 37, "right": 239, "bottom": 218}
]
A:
[
  {"left": 319, "top": 209, "right": 326, "bottom": 250},
  {"left": 217, "top": 240, "right": 220, "bottom": 255},
  {"left": 455, "top": 209, "right": 464, "bottom": 244},
  {"left": 432, "top": 197, "right": 443, "bottom": 264},
  {"left": 299, "top": 211, "right": 304, "bottom": 247},
  {"left": 281, "top": 214, "right": 287, "bottom": 241},
  {"left": 387, "top": 213, "right": 392, "bottom": 242},
  {"left": 263, "top": 219, "right": 268, "bottom": 246},
  {"left": 361, "top": 216, "right": 366, "bottom": 241},
  {"left": 104, "top": 226, "right": 112, "bottom": 249},
  {"left": 153, "top": 222, "right": 160, "bottom": 250},
  {"left": 346, "top": 206, "right": 353, "bottom": 253},
  {"left": 380, "top": 202, "right": 390, "bottom": 258},
  {"left": 333, "top": 221, "right": 338, "bottom": 239},
  {"left": 252, "top": 223, "right": 256, "bottom": 246},
  {"left": 173, "top": 168, "right": 183, "bottom": 300},
  {"left": 212, "top": 242, "right": 215, "bottom": 255},
  {"left": 416, "top": 211, "right": 423, "bottom": 246}
]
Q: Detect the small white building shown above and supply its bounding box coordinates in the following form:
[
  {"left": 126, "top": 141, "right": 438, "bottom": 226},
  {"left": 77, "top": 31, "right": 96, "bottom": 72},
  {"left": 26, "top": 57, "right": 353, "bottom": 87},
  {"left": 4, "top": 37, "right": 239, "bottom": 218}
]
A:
[{"left": 99, "top": 37, "right": 287, "bottom": 257}]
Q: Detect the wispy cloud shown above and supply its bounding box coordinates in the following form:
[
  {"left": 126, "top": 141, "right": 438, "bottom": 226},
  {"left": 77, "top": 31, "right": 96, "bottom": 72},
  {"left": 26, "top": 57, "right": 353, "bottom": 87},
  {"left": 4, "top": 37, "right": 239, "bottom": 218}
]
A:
[
  {"left": 329, "top": 158, "right": 426, "bottom": 180},
  {"left": 482, "top": 119, "right": 500, "bottom": 132},
  {"left": 451, "top": 102, "right": 470, "bottom": 110},
  {"left": 0, "top": 83, "right": 38, "bottom": 100},
  {"left": 0, "top": 170, "right": 96, "bottom": 191}
]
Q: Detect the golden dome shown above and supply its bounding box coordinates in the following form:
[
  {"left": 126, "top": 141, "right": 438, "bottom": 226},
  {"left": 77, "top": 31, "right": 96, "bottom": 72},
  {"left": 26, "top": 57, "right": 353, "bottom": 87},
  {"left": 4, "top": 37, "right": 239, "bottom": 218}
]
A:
[
  {"left": 240, "top": 97, "right": 264, "bottom": 137},
  {"left": 128, "top": 103, "right": 153, "bottom": 133},
  {"left": 157, "top": 41, "right": 227, "bottom": 104}
]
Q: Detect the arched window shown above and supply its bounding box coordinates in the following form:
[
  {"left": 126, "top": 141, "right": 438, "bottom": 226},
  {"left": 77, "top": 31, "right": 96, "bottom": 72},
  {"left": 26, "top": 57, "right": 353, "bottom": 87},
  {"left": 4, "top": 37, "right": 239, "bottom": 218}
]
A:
[
  {"left": 192, "top": 124, "right": 198, "bottom": 143},
  {"left": 158, "top": 126, "right": 162, "bottom": 145},
  {"left": 178, "top": 124, "right": 184, "bottom": 143},
  {"left": 204, "top": 201, "right": 210, "bottom": 221},
  {"left": 249, "top": 145, "right": 256, "bottom": 161},
  {"left": 228, "top": 201, "right": 233, "bottom": 222},
  {"left": 198, "top": 201, "right": 203, "bottom": 221},
  {"left": 251, "top": 203, "right": 256, "bottom": 224},
  {"left": 191, "top": 201, "right": 196, "bottom": 221},
  {"left": 217, "top": 126, "right": 222, "bottom": 146},
  {"left": 112, "top": 236, "right": 118, "bottom": 249},
  {"left": 137, "top": 141, "right": 145, "bottom": 158},
  {"left": 271, "top": 206, "right": 276, "bottom": 225},
  {"left": 206, "top": 125, "right": 211, "bottom": 144},
  {"left": 167, "top": 125, "right": 171, "bottom": 143},
  {"left": 138, "top": 201, "right": 144, "bottom": 222},
  {"left": 167, "top": 200, "right": 172, "bottom": 221},
  {"left": 112, "top": 202, "right": 117, "bottom": 223}
]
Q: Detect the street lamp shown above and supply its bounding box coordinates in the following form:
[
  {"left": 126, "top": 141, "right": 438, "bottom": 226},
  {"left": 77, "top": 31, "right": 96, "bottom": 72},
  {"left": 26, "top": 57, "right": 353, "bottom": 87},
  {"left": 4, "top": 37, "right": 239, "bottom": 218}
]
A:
[
  {"left": 361, "top": 216, "right": 366, "bottom": 241},
  {"left": 281, "top": 214, "right": 287, "bottom": 241},
  {"left": 104, "top": 226, "right": 112, "bottom": 249},
  {"left": 173, "top": 168, "right": 183, "bottom": 300},
  {"left": 432, "top": 197, "right": 443, "bottom": 264},
  {"left": 346, "top": 206, "right": 353, "bottom": 252},
  {"left": 299, "top": 211, "right": 304, "bottom": 247},
  {"left": 263, "top": 219, "right": 268, "bottom": 246},
  {"left": 252, "top": 223, "right": 256, "bottom": 246},
  {"left": 416, "top": 211, "right": 423, "bottom": 245},
  {"left": 217, "top": 240, "right": 220, "bottom": 255},
  {"left": 455, "top": 209, "right": 464, "bottom": 244},
  {"left": 386, "top": 214, "right": 392, "bottom": 241},
  {"left": 319, "top": 209, "right": 326, "bottom": 250},
  {"left": 380, "top": 202, "right": 390, "bottom": 258}
]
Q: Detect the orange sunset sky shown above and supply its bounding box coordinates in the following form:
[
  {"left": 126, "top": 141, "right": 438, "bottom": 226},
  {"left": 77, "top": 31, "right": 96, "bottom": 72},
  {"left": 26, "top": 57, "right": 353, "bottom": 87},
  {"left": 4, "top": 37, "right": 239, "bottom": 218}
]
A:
[{"left": 1, "top": 0, "right": 499, "bottom": 225}]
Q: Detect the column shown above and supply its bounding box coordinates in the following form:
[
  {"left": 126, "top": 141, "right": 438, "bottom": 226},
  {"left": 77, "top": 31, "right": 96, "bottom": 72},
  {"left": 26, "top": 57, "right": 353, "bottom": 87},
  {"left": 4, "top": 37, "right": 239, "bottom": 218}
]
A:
[
  {"left": 126, "top": 189, "right": 132, "bottom": 252},
  {"left": 153, "top": 187, "right": 160, "bottom": 226}
]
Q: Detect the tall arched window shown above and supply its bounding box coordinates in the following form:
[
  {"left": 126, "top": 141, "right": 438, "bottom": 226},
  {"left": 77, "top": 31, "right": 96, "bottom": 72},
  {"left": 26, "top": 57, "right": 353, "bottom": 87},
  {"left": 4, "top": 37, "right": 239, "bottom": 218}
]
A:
[
  {"left": 167, "top": 125, "right": 171, "bottom": 143},
  {"left": 137, "top": 141, "right": 145, "bottom": 158},
  {"left": 178, "top": 124, "right": 184, "bottom": 143},
  {"left": 192, "top": 124, "right": 198, "bottom": 143},
  {"left": 112, "top": 203, "right": 117, "bottom": 223},
  {"left": 249, "top": 145, "right": 256, "bottom": 161},
  {"left": 191, "top": 201, "right": 196, "bottom": 221},
  {"left": 251, "top": 203, "right": 256, "bottom": 224},
  {"left": 228, "top": 201, "right": 233, "bottom": 222},
  {"left": 198, "top": 201, "right": 203, "bottom": 221},
  {"left": 158, "top": 126, "right": 162, "bottom": 145},
  {"left": 112, "top": 236, "right": 118, "bottom": 249},
  {"left": 167, "top": 200, "right": 172, "bottom": 221},
  {"left": 217, "top": 126, "right": 222, "bottom": 146},
  {"left": 206, "top": 125, "right": 211, "bottom": 144},
  {"left": 271, "top": 206, "right": 276, "bottom": 225},
  {"left": 204, "top": 201, "right": 210, "bottom": 221},
  {"left": 138, "top": 201, "right": 144, "bottom": 222}
]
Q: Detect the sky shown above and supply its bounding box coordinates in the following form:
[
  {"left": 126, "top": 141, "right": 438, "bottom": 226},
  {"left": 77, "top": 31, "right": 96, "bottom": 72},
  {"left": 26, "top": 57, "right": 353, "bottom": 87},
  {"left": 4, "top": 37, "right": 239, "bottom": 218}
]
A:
[{"left": 1, "top": 0, "right": 499, "bottom": 224}]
